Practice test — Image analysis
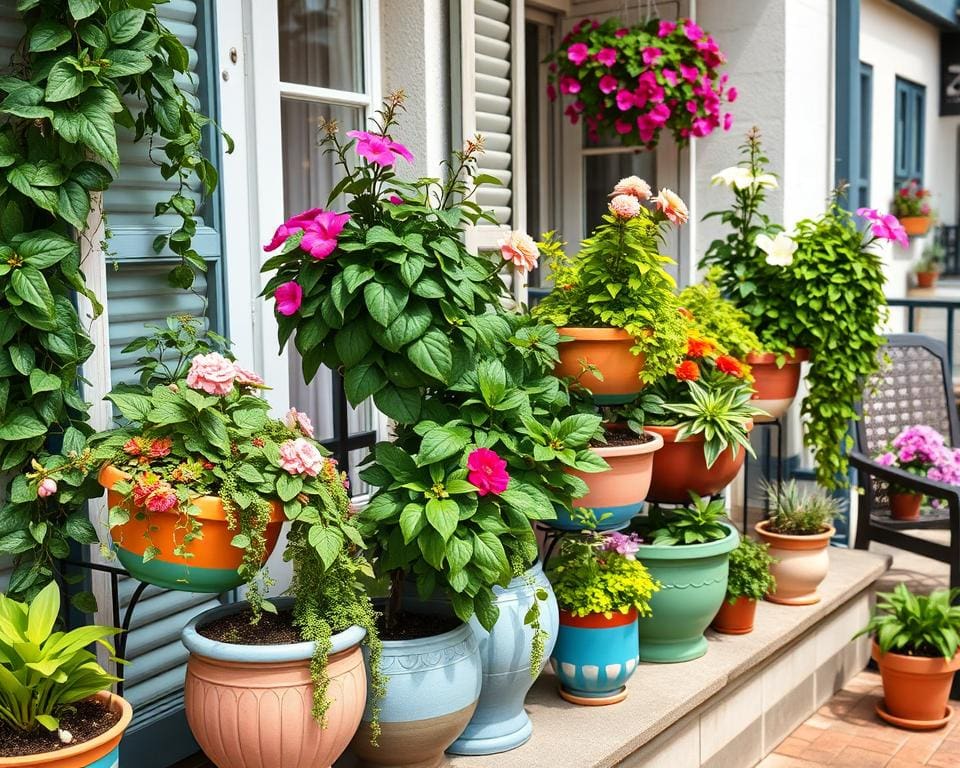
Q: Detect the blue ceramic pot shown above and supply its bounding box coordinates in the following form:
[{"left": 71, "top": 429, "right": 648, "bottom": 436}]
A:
[
  {"left": 447, "top": 562, "right": 560, "bottom": 755},
  {"left": 550, "top": 608, "right": 639, "bottom": 705}
]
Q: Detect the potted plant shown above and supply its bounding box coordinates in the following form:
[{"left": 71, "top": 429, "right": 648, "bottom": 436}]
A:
[
  {"left": 547, "top": 529, "right": 660, "bottom": 704},
  {"left": 545, "top": 17, "right": 735, "bottom": 147},
  {"left": 0, "top": 582, "right": 133, "bottom": 768},
  {"left": 914, "top": 243, "right": 944, "bottom": 288},
  {"left": 893, "top": 179, "right": 935, "bottom": 237},
  {"left": 533, "top": 179, "right": 687, "bottom": 405},
  {"left": 711, "top": 537, "right": 776, "bottom": 635},
  {"left": 632, "top": 493, "right": 739, "bottom": 661},
  {"left": 755, "top": 481, "right": 839, "bottom": 605},
  {"left": 875, "top": 425, "right": 960, "bottom": 521},
  {"left": 854, "top": 584, "right": 960, "bottom": 729}
]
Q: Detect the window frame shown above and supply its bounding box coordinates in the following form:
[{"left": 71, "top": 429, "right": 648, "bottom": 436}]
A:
[
  {"left": 894, "top": 76, "right": 925, "bottom": 187},
  {"left": 856, "top": 61, "right": 873, "bottom": 210}
]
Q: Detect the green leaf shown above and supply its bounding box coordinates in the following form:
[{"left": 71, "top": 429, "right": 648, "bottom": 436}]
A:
[
  {"left": 198, "top": 410, "right": 230, "bottom": 453},
  {"left": 106, "top": 9, "right": 146, "bottom": 42},
  {"left": 45, "top": 59, "right": 84, "bottom": 103},
  {"left": 381, "top": 303, "right": 431, "bottom": 351},
  {"left": 29, "top": 21, "right": 72, "bottom": 52},
  {"left": 417, "top": 425, "right": 470, "bottom": 466},
  {"left": 28, "top": 369, "right": 60, "bottom": 395},
  {"left": 105, "top": 392, "right": 152, "bottom": 421},
  {"left": 334, "top": 322, "right": 373, "bottom": 367},
  {"left": 65, "top": 514, "right": 98, "bottom": 544},
  {"left": 364, "top": 281, "right": 408, "bottom": 326},
  {"left": 399, "top": 504, "right": 426, "bottom": 543},
  {"left": 11, "top": 265, "right": 53, "bottom": 314},
  {"left": 70, "top": 161, "right": 113, "bottom": 191},
  {"left": 308, "top": 526, "right": 344, "bottom": 569},
  {"left": 472, "top": 531, "right": 509, "bottom": 576},
  {"left": 425, "top": 498, "right": 458, "bottom": 541},
  {"left": 373, "top": 384, "right": 422, "bottom": 423},
  {"left": 407, "top": 329, "right": 453, "bottom": 383},
  {"left": 344, "top": 361, "right": 387, "bottom": 403},
  {"left": 57, "top": 181, "right": 91, "bottom": 229},
  {"left": 276, "top": 473, "right": 304, "bottom": 502},
  {"left": 68, "top": 0, "right": 99, "bottom": 20},
  {"left": 417, "top": 528, "right": 446, "bottom": 569},
  {"left": 232, "top": 408, "right": 267, "bottom": 431},
  {"left": 20, "top": 231, "right": 77, "bottom": 268},
  {"left": 342, "top": 263, "right": 376, "bottom": 293},
  {"left": 103, "top": 48, "right": 152, "bottom": 77}
]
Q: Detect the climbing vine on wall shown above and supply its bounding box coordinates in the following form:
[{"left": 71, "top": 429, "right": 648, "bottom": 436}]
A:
[{"left": 0, "top": 0, "right": 227, "bottom": 600}]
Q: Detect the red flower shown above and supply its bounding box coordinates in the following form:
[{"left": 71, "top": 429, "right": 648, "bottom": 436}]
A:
[
  {"left": 251, "top": 437, "right": 265, "bottom": 448},
  {"left": 132, "top": 472, "right": 159, "bottom": 506},
  {"left": 202, "top": 460, "right": 215, "bottom": 470},
  {"left": 148, "top": 437, "right": 173, "bottom": 459},
  {"left": 123, "top": 438, "right": 143, "bottom": 457},
  {"left": 467, "top": 448, "right": 510, "bottom": 496},
  {"left": 715, "top": 355, "right": 745, "bottom": 378},
  {"left": 685, "top": 336, "right": 715, "bottom": 358},
  {"left": 675, "top": 360, "right": 700, "bottom": 381},
  {"left": 145, "top": 483, "right": 178, "bottom": 513}
]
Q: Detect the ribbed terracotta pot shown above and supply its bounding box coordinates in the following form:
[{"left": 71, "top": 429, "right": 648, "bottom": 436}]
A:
[
  {"left": 181, "top": 601, "right": 366, "bottom": 768},
  {"left": 644, "top": 423, "right": 753, "bottom": 504},
  {"left": 0, "top": 691, "right": 132, "bottom": 768},
  {"left": 755, "top": 521, "right": 835, "bottom": 605},
  {"left": 915, "top": 271, "right": 938, "bottom": 289},
  {"left": 890, "top": 492, "right": 922, "bottom": 521},
  {"left": 100, "top": 464, "right": 284, "bottom": 592},
  {"left": 873, "top": 642, "right": 960, "bottom": 728},
  {"left": 549, "top": 431, "right": 663, "bottom": 531},
  {"left": 899, "top": 215, "right": 932, "bottom": 237},
  {"left": 554, "top": 327, "right": 644, "bottom": 405},
  {"left": 711, "top": 596, "right": 758, "bottom": 635},
  {"left": 744, "top": 349, "right": 809, "bottom": 422}
]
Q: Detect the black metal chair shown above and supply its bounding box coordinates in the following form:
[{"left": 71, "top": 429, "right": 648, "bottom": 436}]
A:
[{"left": 850, "top": 334, "right": 960, "bottom": 590}]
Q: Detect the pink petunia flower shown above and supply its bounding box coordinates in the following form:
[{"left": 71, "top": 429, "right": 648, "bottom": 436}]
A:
[
  {"left": 274, "top": 281, "right": 303, "bottom": 316},
  {"left": 661, "top": 68, "right": 678, "bottom": 86},
  {"left": 615, "top": 27, "right": 629, "bottom": 38},
  {"left": 723, "top": 112, "right": 734, "bottom": 130},
  {"left": 467, "top": 447, "right": 509, "bottom": 496},
  {"left": 546, "top": 83, "right": 557, "bottom": 101},
  {"left": 346, "top": 130, "right": 413, "bottom": 167},
  {"left": 683, "top": 19, "right": 704, "bottom": 41},
  {"left": 567, "top": 42, "right": 589, "bottom": 66},
  {"left": 300, "top": 211, "right": 351, "bottom": 260},
  {"left": 599, "top": 74, "right": 619, "bottom": 94},
  {"left": 596, "top": 47, "right": 617, "bottom": 67},
  {"left": 679, "top": 63, "right": 700, "bottom": 83},
  {"left": 388, "top": 194, "right": 403, "bottom": 205},
  {"left": 616, "top": 89, "right": 635, "bottom": 111},
  {"left": 559, "top": 76, "right": 581, "bottom": 95},
  {"left": 614, "top": 119, "right": 633, "bottom": 135},
  {"left": 642, "top": 47, "right": 662, "bottom": 66},
  {"left": 727, "top": 87, "right": 738, "bottom": 103},
  {"left": 263, "top": 208, "right": 324, "bottom": 252},
  {"left": 186, "top": 352, "right": 237, "bottom": 396},
  {"left": 657, "top": 20, "right": 676, "bottom": 37}
]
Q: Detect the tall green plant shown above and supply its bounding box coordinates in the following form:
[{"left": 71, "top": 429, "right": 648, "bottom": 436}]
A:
[{"left": 0, "top": 1, "right": 226, "bottom": 600}]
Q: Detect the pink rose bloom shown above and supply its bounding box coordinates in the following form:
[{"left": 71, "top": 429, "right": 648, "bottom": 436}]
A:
[
  {"left": 498, "top": 231, "right": 539, "bottom": 273},
  {"left": 615, "top": 27, "right": 629, "bottom": 38},
  {"left": 567, "top": 42, "right": 589, "bottom": 65},
  {"left": 657, "top": 20, "right": 676, "bottom": 37},
  {"left": 278, "top": 437, "right": 325, "bottom": 477},
  {"left": 654, "top": 188, "right": 688, "bottom": 225},
  {"left": 610, "top": 176, "right": 651, "bottom": 200},
  {"left": 300, "top": 210, "right": 350, "bottom": 260},
  {"left": 642, "top": 47, "right": 662, "bottom": 66},
  {"left": 346, "top": 130, "right": 413, "bottom": 167},
  {"left": 37, "top": 478, "right": 57, "bottom": 498},
  {"left": 727, "top": 87, "right": 738, "bottom": 103},
  {"left": 284, "top": 407, "right": 315, "bottom": 438},
  {"left": 614, "top": 119, "right": 633, "bottom": 135},
  {"left": 274, "top": 281, "right": 303, "bottom": 316},
  {"left": 233, "top": 364, "right": 264, "bottom": 387},
  {"left": 661, "top": 68, "right": 678, "bottom": 86},
  {"left": 467, "top": 448, "right": 509, "bottom": 496},
  {"left": 598, "top": 74, "right": 619, "bottom": 94},
  {"left": 616, "top": 89, "right": 635, "bottom": 111},
  {"left": 609, "top": 194, "right": 641, "bottom": 220},
  {"left": 683, "top": 19, "right": 704, "bottom": 41},
  {"left": 596, "top": 47, "right": 616, "bottom": 67},
  {"left": 559, "top": 76, "right": 581, "bottom": 95},
  {"left": 186, "top": 352, "right": 237, "bottom": 396}
]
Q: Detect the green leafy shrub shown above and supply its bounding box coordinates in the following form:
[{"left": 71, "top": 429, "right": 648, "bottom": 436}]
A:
[
  {"left": 764, "top": 480, "right": 839, "bottom": 536},
  {"left": 725, "top": 537, "right": 775, "bottom": 602},
  {"left": 854, "top": 583, "right": 960, "bottom": 659},
  {"left": 678, "top": 278, "right": 762, "bottom": 358},
  {"left": 639, "top": 492, "right": 731, "bottom": 546}
]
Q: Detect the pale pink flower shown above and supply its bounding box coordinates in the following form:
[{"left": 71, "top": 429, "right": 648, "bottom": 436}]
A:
[
  {"left": 346, "top": 130, "right": 413, "bottom": 167},
  {"left": 284, "top": 407, "right": 315, "bottom": 438},
  {"left": 609, "top": 176, "right": 651, "bottom": 201},
  {"left": 186, "top": 352, "right": 237, "bottom": 396},
  {"left": 498, "top": 231, "right": 539, "bottom": 273},
  {"left": 37, "top": 478, "right": 57, "bottom": 498},
  {"left": 274, "top": 281, "right": 303, "bottom": 316},
  {"left": 653, "top": 188, "right": 688, "bottom": 225},
  {"left": 609, "top": 194, "right": 641, "bottom": 220},
  {"left": 467, "top": 448, "right": 509, "bottom": 496},
  {"left": 278, "top": 438, "right": 325, "bottom": 477},
  {"left": 233, "top": 364, "right": 265, "bottom": 387}
]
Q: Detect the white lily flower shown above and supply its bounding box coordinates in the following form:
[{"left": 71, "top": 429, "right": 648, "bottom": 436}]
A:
[
  {"left": 711, "top": 166, "right": 754, "bottom": 189},
  {"left": 752, "top": 173, "right": 779, "bottom": 189},
  {"left": 756, "top": 232, "right": 797, "bottom": 267}
]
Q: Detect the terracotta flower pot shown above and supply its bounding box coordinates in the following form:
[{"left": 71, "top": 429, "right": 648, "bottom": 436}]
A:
[
  {"left": 553, "top": 327, "right": 645, "bottom": 405},
  {"left": 99, "top": 464, "right": 285, "bottom": 593},
  {"left": 182, "top": 601, "right": 367, "bottom": 768},
  {"left": 890, "top": 492, "right": 923, "bottom": 521},
  {"left": 873, "top": 641, "right": 960, "bottom": 728},
  {"left": 755, "top": 521, "right": 835, "bottom": 605},
  {"left": 549, "top": 431, "right": 664, "bottom": 531},
  {"left": 744, "top": 349, "right": 809, "bottom": 422},
  {"left": 711, "top": 596, "right": 758, "bottom": 635},
  {"left": 899, "top": 215, "right": 932, "bottom": 237},
  {"left": 644, "top": 422, "right": 753, "bottom": 504},
  {"left": 0, "top": 691, "right": 133, "bottom": 768},
  {"left": 915, "top": 271, "right": 938, "bottom": 289}
]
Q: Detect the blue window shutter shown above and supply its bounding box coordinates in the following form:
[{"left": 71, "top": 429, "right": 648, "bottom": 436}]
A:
[
  {"left": 857, "top": 63, "right": 873, "bottom": 209},
  {"left": 894, "top": 77, "right": 926, "bottom": 187}
]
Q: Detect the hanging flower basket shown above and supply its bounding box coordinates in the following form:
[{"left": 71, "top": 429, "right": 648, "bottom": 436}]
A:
[{"left": 546, "top": 17, "right": 735, "bottom": 147}]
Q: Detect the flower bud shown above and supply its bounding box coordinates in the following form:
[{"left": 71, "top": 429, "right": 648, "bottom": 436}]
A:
[{"left": 38, "top": 478, "right": 57, "bottom": 498}]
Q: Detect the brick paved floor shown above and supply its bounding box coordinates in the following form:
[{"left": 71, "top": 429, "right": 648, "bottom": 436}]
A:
[{"left": 758, "top": 670, "right": 960, "bottom": 768}]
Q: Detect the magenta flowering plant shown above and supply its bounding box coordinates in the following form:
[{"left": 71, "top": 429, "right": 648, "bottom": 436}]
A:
[
  {"left": 546, "top": 16, "right": 735, "bottom": 147},
  {"left": 261, "top": 91, "right": 508, "bottom": 425},
  {"left": 891, "top": 179, "right": 935, "bottom": 220},
  {"left": 875, "top": 425, "right": 960, "bottom": 500}
]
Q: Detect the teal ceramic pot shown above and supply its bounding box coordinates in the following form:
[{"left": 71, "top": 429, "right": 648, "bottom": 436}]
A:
[
  {"left": 447, "top": 562, "right": 559, "bottom": 756},
  {"left": 550, "top": 607, "right": 639, "bottom": 705},
  {"left": 636, "top": 523, "right": 739, "bottom": 662}
]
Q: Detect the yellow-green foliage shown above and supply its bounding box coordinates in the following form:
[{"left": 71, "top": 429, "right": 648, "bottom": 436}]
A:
[{"left": 678, "top": 279, "right": 762, "bottom": 358}]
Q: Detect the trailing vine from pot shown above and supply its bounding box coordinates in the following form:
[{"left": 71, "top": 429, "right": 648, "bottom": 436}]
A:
[{"left": 0, "top": 0, "right": 227, "bottom": 601}]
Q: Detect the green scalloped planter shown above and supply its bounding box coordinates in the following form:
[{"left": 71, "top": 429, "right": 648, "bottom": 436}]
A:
[{"left": 636, "top": 524, "right": 739, "bottom": 663}]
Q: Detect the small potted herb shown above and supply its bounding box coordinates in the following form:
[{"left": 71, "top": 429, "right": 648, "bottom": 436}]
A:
[
  {"left": 0, "top": 582, "right": 132, "bottom": 768},
  {"left": 548, "top": 530, "right": 660, "bottom": 705},
  {"left": 853, "top": 584, "right": 960, "bottom": 729},
  {"left": 914, "top": 243, "right": 944, "bottom": 288},
  {"left": 711, "top": 537, "right": 776, "bottom": 635},
  {"left": 632, "top": 493, "right": 739, "bottom": 661},
  {"left": 755, "top": 481, "right": 838, "bottom": 605},
  {"left": 892, "top": 179, "right": 935, "bottom": 237},
  {"left": 874, "top": 425, "right": 959, "bottom": 521}
]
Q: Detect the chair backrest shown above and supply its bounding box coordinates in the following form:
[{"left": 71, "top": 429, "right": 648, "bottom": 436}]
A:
[{"left": 857, "top": 334, "right": 960, "bottom": 457}]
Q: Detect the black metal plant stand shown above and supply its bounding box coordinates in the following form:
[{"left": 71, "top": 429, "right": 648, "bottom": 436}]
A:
[{"left": 741, "top": 416, "right": 787, "bottom": 535}]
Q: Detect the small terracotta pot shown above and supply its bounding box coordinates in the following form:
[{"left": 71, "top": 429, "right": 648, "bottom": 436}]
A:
[
  {"left": 915, "top": 271, "right": 938, "bottom": 289},
  {"left": 99, "top": 464, "right": 284, "bottom": 593},
  {"left": 744, "top": 349, "right": 809, "bottom": 422},
  {"left": 890, "top": 492, "right": 923, "bottom": 521},
  {"left": 550, "top": 431, "right": 664, "bottom": 531},
  {"left": 873, "top": 641, "right": 960, "bottom": 727},
  {"left": 755, "top": 521, "right": 834, "bottom": 605},
  {"left": 0, "top": 691, "right": 133, "bottom": 768},
  {"left": 899, "top": 215, "right": 932, "bottom": 237},
  {"left": 554, "top": 327, "right": 645, "bottom": 405},
  {"left": 711, "top": 596, "right": 758, "bottom": 635},
  {"left": 644, "top": 422, "right": 753, "bottom": 504}
]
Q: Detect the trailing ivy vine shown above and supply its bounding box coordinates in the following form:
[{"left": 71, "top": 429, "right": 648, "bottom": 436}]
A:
[{"left": 0, "top": 0, "right": 226, "bottom": 600}]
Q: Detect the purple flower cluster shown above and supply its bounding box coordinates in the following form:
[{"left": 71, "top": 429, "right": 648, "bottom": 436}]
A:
[
  {"left": 599, "top": 531, "right": 643, "bottom": 557},
  {"left": 875, "top": 425, "right": 960, "bottom": 506}
]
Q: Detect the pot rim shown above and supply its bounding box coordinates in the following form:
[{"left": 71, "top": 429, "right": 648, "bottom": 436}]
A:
[
  {"left": 755, "top": 520, "right": 836, "bottom": 545},
  {"left": 181, "top": 598, "right": 366, "bottom": 662},
  {"left": 556, "top": 326, "right": 634, "bottom": 342},
  {"left": 644, "top": 420, "right": 754, "bottom": 444},
  {"left": 0, "top": 691, "right": 133, "bottom": 766},
  {"left": 744, "top": 349, "right": 810, "bottom": 365},
  {"left": 558, "top": 606, "right": 638, "bottom": 627},
  {"left": 636, "top": 522, "right": 740, "bottom": 560},
  {"left": 590, "top": 430, "right": 664, "bottom": 458},
  {"left": 871, "top": 640, "right": 960, "bottom": 673}
]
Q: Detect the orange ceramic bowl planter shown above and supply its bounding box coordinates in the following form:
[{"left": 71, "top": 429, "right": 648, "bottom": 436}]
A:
[
  {"left": 99, "top": 464, "right": 285, "bottom": 593},
  {"left": 0, "top": 691, "right": 133, "bottom": 768},
  {"left": 872, "top": 642, "right": 960, "bottom": 730},
  {"left": 755, "top": 521, "right": 834, "bottom": 605},
  {"left": 899, "top": 215, "right": 932, "bottom": 237},
  {"left": 889, "top": 492, "right": 923, "bottom": 521},
  {"left": 554, "top": 327, "right": 644, "bottom": 405},
  {"left": 744, "top": 349, "right": 808, "bottom": 422},
  {"left": 644, "top": 422, "right": 753, "bottom": 504},
  {"left": 711, "top": 596, "right": 757, "bottom": 635}
]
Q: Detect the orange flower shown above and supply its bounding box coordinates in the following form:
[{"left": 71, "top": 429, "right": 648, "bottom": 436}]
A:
[
  {"left": 675, "top": 360, "right": 700, "bottom": 381},
  {"left": 715, "top": 355, "right": 745, "bottom": 378},
  {"left": 685, "top": 336, "right": 715, "bottom": 358},
  {"left": 678, "top": 307, "right": 694, "bottom": 321}
]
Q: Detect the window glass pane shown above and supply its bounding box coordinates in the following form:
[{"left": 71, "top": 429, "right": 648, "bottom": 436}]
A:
[
  {"left": 583, "top": 152, "right": 656, "bottom": 231},
  {"left": 278, "top": 0, "right": 364, "bottom": 92}
]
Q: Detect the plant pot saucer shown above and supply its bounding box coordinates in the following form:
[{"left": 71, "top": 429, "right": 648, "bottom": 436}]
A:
[
  {"left": 765, "top": 592, "right": 821, "bottom": 606},
  {"left": 559, "top": 685, "right": 627, "bottom": 706},
  {"left": 875, "top": 699, "right": 952, "bottom": 730},
  {"left": 712, "top": 624, "right": 754, "bottom": 635}
]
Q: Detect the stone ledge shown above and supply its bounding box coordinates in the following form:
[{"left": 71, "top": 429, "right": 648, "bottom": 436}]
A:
[{"left": 447, "top": 547, "right": 891, "bottom": 768}]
